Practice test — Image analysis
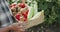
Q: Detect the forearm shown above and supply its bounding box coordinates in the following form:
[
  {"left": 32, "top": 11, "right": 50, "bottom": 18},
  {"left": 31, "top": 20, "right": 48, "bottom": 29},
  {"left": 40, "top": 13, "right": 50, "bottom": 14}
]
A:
[{"left": 0, "top": 26, "right": 11, "bottom": 32}]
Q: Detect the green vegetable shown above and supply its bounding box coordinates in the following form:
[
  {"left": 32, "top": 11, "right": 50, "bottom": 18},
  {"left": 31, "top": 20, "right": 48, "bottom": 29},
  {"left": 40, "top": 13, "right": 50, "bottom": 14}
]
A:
[
  {"left": 33, "top": 1, "right": 38, "bottom": 15},
  {"left": 27, "top": 6, "right": 34, "bottom": 20},
  {"left": 30, "top": 10, "right": 44, "bottom": 20}
]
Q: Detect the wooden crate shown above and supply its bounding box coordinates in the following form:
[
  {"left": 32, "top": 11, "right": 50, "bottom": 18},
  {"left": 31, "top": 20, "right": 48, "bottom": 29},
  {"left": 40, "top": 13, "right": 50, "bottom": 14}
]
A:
[{"left": 26, "top": 10, "right": 44, "bottom": 29}]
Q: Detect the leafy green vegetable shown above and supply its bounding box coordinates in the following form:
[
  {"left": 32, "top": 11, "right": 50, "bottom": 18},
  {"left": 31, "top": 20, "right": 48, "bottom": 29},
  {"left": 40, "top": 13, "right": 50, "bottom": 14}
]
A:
[{"left": 27, "top": 6, "right": 34, "bottom": 20}]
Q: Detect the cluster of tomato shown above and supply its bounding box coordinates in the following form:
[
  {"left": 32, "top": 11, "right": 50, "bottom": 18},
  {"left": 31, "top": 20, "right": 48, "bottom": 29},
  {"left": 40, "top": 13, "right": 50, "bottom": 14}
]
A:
[
  {"left": 10, "top": 3, "right": 29, "bottom": 22},
  {"left": 10, "top": 3, "right": 25, "bottom": 8}
]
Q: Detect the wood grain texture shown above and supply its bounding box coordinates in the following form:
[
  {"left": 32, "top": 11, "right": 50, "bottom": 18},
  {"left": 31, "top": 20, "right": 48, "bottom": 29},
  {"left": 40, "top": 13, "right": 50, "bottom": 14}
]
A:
[{"left": 26, "top": 10, "right": 44, "bottom": 29}]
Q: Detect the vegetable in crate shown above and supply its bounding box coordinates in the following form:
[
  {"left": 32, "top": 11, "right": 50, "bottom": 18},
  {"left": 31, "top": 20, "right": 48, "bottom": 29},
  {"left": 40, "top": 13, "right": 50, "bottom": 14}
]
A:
[
  {"left": 15, "top": 10, "right": 29, "bottom": 21},
  {"left": 14, "top": 3, "right": 29, "bottom": 21},
  {"left": 18, "top": 3, "right": 26, "bottom": 8},
  {"left": 10, "top": 3, "right": 17, "bottom": 16}
]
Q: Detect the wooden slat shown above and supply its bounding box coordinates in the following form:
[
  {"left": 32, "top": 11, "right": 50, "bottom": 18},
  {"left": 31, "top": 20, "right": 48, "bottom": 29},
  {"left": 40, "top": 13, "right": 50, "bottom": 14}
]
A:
[{"left": 26, "top": 10, "right": 44, "bottom": 29}]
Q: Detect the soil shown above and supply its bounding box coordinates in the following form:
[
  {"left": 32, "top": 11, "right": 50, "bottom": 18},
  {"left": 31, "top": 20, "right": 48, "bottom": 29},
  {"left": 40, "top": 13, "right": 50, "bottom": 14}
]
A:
[{"left": 26, "top": 23, "right": 60, "bottom": 32}]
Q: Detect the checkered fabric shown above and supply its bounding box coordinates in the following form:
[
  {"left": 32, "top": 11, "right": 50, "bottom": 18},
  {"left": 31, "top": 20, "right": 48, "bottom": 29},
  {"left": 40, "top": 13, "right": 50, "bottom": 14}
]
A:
[{"left": 0, "top": 0, "right": 14, "bottom": 28}]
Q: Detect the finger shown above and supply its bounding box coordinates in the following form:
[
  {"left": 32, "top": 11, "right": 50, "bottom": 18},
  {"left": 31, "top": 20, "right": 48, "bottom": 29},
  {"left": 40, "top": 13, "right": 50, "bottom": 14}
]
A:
[
  {"left": 16, "top": 25, "right": 25, "bottom": 32},
  {"left": 13, "top": 23, "right": 25, "bottom": 28}
]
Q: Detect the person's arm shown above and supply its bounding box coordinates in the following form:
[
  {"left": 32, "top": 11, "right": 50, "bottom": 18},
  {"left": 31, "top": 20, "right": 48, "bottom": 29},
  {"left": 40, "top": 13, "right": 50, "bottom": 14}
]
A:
[
  {"left": 0, "top": 26, "right": 11, "bottom": 32},
  {"left": 0, "top": 23, "right": 25, "bottom": 32}
]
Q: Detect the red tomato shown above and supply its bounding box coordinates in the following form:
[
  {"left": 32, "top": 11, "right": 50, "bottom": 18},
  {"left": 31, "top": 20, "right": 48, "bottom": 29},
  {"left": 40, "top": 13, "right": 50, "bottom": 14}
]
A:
[
  {"left": 22, "top": 12, "right": 27, "bottom": 18},
  {"left": 15, "top": 14, "right": 20, "bottom": 21},
  {"left": 18, "top": 3, "right": 25, "bottom": 8},
  {"left": 22, "top": 10, "right": 29, "bottom": 20},
  {"left": 24, "top": 18, "right": 27, "bottom": 21},
  {"left": 10, "top": 3, "right": 16, "bottom": 8},
  {"left": 12, "top": 3, "right": 17, "bottom": 6},
  {"left": 26, "top": 10, "right": 29, "bottom": 15}
]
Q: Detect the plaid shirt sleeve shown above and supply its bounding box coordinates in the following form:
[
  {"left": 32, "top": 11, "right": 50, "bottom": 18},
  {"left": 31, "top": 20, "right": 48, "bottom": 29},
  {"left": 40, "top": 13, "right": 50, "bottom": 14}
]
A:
[{"left": 0, "top": 0, "right": 14, "bottom": 28}]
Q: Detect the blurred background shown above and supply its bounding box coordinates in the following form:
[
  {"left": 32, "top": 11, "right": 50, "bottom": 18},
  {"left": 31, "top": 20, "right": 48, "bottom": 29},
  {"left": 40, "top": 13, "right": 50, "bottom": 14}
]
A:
[{"left": 9, "top": 0, "right": 60, "bottom": 32}]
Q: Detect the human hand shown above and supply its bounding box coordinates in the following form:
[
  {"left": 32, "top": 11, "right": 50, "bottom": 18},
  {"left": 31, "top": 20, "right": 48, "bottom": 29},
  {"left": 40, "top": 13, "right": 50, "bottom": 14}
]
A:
[{"left": 9, "top": 23, "right": 25, "bottom": 32}]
